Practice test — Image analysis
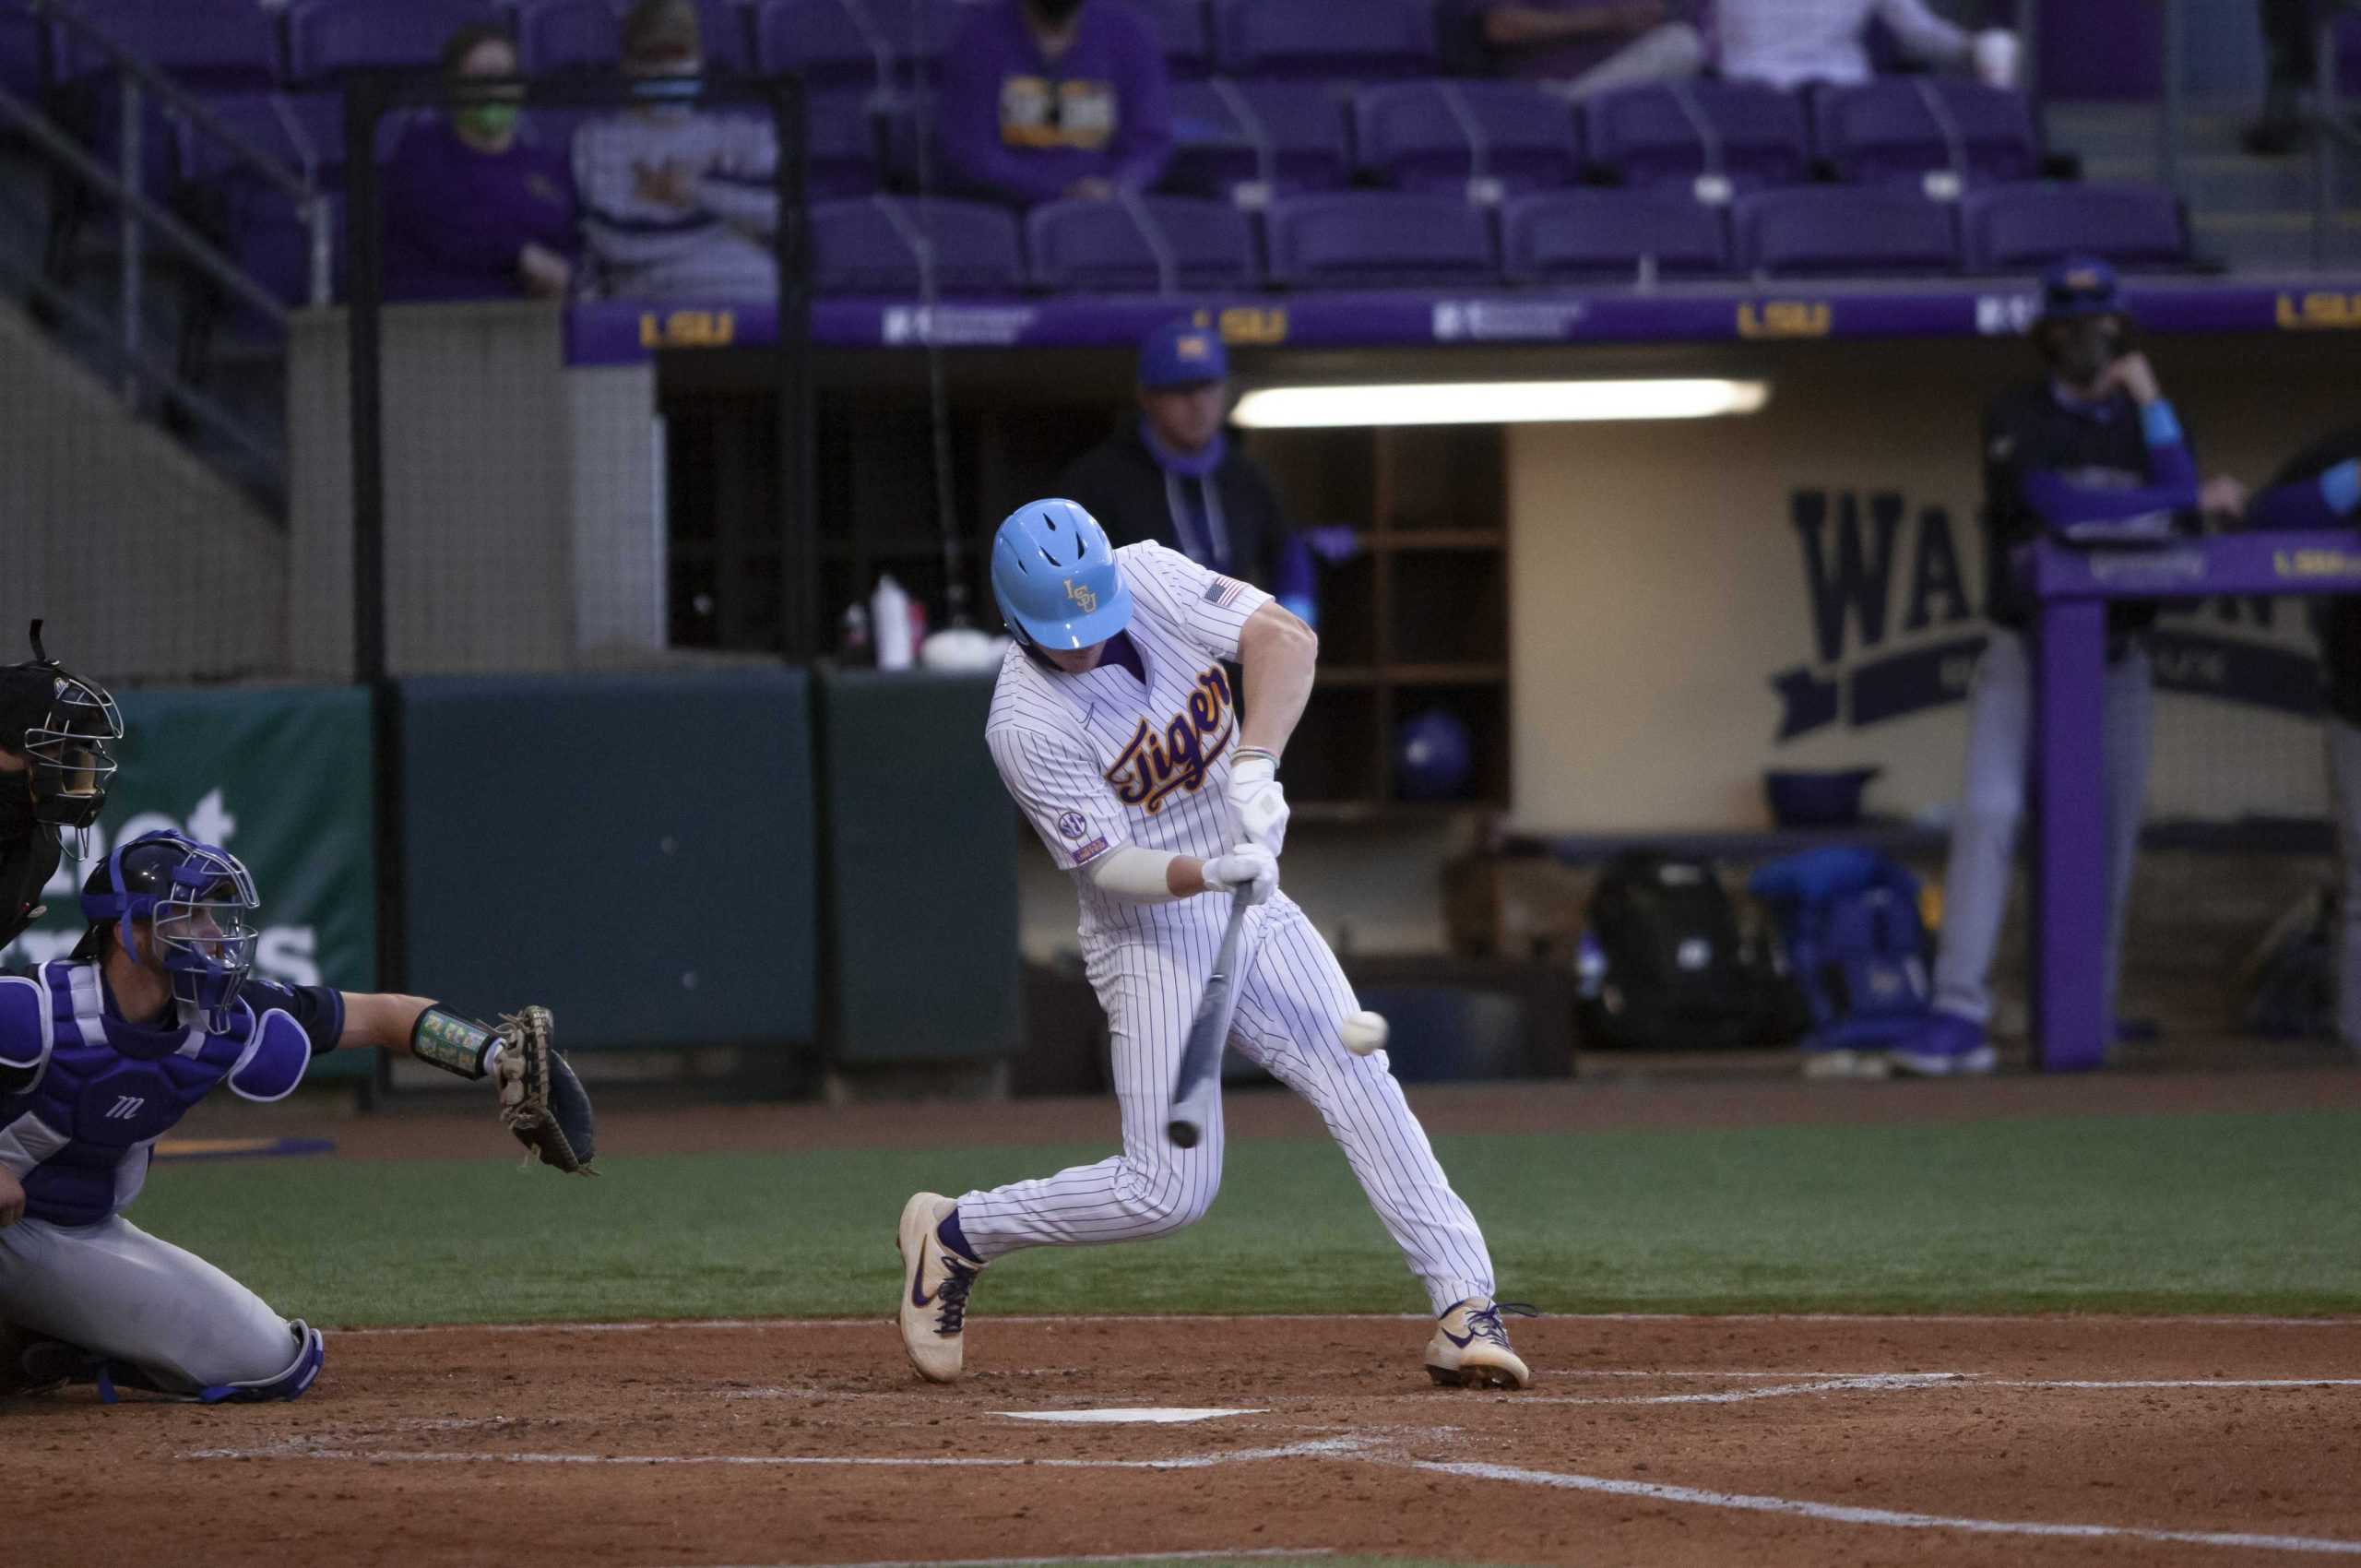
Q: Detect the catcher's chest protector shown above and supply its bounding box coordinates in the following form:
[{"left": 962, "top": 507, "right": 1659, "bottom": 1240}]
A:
[{"left": 0, "top": 960, "right": 309, "bottom": 1225}]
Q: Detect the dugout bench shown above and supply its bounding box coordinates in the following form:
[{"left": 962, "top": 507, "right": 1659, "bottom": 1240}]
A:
[{"left": 2031, "top": 531, "right": 2361, "bottom": 1070}]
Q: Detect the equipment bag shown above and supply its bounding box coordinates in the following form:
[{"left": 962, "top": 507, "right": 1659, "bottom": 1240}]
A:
[
  {"left": 1748, "top": 847, "right": 1932, "bottom": 1053},
  {"left": 1575, "top": 850, "right": 1775, "bottom": 1050}
]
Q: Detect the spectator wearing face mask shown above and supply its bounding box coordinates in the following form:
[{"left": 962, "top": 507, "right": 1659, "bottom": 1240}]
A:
[
  {"left": 939, "top": 0, "right": 1172, "bottom": 208},
  {"left": 382, "top": 24, "right": 579, "bottom": 302},
  {"left": 573, "top": 0, "right": 780, "bottom": 299}
]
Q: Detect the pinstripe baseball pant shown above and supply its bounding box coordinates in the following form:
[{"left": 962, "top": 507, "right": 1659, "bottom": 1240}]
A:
[{"left": 955, "top": 898, "right": 1498, "bottom": 1314}]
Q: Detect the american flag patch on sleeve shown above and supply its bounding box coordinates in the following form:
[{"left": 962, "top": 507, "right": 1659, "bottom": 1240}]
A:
[{"left": 1203, "top": 576, "right": 1250, "bottom": 609}]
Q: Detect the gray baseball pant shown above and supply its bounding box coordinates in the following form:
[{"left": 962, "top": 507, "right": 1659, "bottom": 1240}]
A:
[
  {"left": 0, "top": 1214, "right": 304, "bottom": 1394},
  {"left": 1931, "top": 628, "right": 2154, "bottom": 1028}
]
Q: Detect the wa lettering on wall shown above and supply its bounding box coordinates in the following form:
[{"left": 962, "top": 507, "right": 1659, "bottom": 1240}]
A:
[
  {"left": 0, "top": 688, "right": 375, "bottom": 1075},
  {"left": 1768, "top": 488, "right": 2324, "bottom": 742},
  {"left": 1771, "top": 489, "right": 1987, "bottom": 741}
]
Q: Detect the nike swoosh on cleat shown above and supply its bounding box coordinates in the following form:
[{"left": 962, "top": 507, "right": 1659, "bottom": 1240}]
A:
[
  {"left": 911, "top": 1274, "right": 936, "bottom": 1311},
  {"left": 1443, "top": 1329, "right": 1476, "bottom": 1348}
]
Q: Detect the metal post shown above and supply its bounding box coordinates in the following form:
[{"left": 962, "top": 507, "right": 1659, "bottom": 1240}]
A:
[
  {"left": 775, "top": 76, "right": 817, "bottom": 659},
  {"left": 117, "top": 73, "right": 140, "bottom": 399},
  {"left": 2317, "top": 6, "right": 2341, "bottom": 270},
  {"left": 2158, "top": 0, "right": 2184, "bottom": 202},
  {"left": 2018, "top": 0, "right": 2040, "bottom": 103}
]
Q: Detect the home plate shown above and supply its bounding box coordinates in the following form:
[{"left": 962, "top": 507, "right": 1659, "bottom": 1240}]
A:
[{"left": 996, "top": 1408, "right": 1267, "bottom": 1425}]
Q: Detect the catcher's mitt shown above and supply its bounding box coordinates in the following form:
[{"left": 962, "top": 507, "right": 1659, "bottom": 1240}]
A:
[{"left": 494, "top": 1006, "right": 598, "bottom": 1175}]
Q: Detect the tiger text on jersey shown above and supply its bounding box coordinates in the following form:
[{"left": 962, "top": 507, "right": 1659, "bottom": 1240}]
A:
[{"left": 1106, "top": 664, "right": 1234, "bottom": 814}]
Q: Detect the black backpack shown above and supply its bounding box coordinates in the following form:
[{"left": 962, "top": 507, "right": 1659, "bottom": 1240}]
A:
[{"left": 1576, "top": 850, "right": 1785, "bottom": 1050}]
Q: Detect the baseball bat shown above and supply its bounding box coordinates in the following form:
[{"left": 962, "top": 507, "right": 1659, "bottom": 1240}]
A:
[{"left": 1166, "top": 890, "right": 1252, "bottom": 1149}]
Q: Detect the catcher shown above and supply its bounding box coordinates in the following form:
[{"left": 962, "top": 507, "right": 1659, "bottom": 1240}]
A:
[{"left": 0, "top": 829, "right": 594, "bottom": 1402}]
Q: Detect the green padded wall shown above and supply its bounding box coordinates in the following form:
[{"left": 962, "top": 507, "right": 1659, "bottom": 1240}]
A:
[
  {"left": 817, "top": 669, "right": 1021, "bottom": 1064},
  {"left": 399, "top": 670, "right": 816, "bottom": 1048}
]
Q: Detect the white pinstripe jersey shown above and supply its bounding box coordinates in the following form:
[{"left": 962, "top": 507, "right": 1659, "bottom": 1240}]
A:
[{"left": 987, "top": 542, "right": 1275, "bottom": 946}]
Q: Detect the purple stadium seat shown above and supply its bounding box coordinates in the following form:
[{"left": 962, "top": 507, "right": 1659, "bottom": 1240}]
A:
[
  {"left": 1, "top": 9, "right": 43, "bottom": 98},
  {"left": 1962, "top": 182, "right": 2189, "bottom": 272},
  {"left": 1213, "top": 0, "right": 1436, "bottom": 81},
  {"left": 805, "top": 89, "right": 882, "bottom": 198},
  {"left": 1123, "top": 0, "right": 1211, "bottom": 80},
  {"left": 1353, "top": 80, "right": 1580, "bottom": 196},
  {"left": 1499, "top": 188, "right": 1729, "bottom": 282},
  {"left": 754, "top": 0, "right": 957, "bottom": 89},
  {"left": 168, "top": 94, "right": 352, "bottom": 312},
  {"left": 515, "top": 0, "right": 755, "bottom": 79},
  {"left": 53, "top": 0, "right": 281, "bottom": 89},
  {"left": 1587, "top": 81, "right": 1810, "bottom": 195},
  {"left": 808, "top": 196, "right": 1023, "bottom": 293},
  {"left": 287, "top": 0, "right": 506, "bottom": 85},
  {"left": 1736, "top": 186, "right": 1957, "bottom": 276},
  {"left": 516, "top": 0, "right": 621, "bottom": 77},
  {"left": 1815, "top": 80, "right": 2040, "bottom": 189},
  {"left": 1026, "top": 194, "right": 1253, "bottom": 291},
  {"left": 1264, "top": 192, "right": 1495, "bottom": 289},
  {"left": 1164, "top": 78, "right": 1350, "bottom": 201}
]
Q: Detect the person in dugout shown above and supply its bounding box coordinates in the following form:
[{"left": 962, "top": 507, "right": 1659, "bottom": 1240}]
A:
[
  {"left": 2241, "top": 427, "right": 2361, "bottom": 1059},
  {"left": 1889, "top": 259, "right": 2247, "bottom": 1077}
]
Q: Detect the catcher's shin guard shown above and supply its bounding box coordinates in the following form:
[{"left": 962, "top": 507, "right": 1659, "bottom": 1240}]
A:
[{"left": 199, "top": 1321, "right": 325, "bottom": 1405}]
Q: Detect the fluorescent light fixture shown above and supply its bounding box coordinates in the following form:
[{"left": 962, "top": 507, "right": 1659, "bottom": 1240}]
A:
[{"left": 1228, "top": 378, "right": 1771, "bottom": 429}]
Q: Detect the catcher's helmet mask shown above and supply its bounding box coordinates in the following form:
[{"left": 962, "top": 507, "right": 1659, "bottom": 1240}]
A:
[
  {"left": 0, "top": 621, "right": 123, "bottom": 857},
  {"left": 76, "top": 830, "right": 260, "bottom": 1033}
]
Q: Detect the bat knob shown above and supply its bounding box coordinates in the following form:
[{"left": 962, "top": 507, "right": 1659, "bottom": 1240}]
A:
[{"left": 1166, "top": 1120, "right": 1201, "bottom": 1149}]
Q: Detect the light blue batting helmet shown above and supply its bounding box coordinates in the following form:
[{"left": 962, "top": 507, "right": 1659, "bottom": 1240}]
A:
[{"left": 991, "top": 498, "right": 1133, "bottom": 649}]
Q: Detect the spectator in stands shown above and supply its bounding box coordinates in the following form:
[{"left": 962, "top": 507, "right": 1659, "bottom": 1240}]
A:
[
  {"left": 1713, "top": 0, "right": 2022, "bottom": 92},
  {"left": 574, "top": 0, "right": 778, "bottom": 299},
  {"left": 1477, "top": 2, "right": 1706, "bottom": 102},
  {"left": 2246, "top": 0, "right": 2316, "bottom": 156},
  {"left": 382, "top": 26, "right": 579, "bottom": 303},
  {"left": 939, "top": 0, "right": 1172, "bottom": 208},
  {"left": 1055, "top": 320, "right": 1295, "bottom": 589}
]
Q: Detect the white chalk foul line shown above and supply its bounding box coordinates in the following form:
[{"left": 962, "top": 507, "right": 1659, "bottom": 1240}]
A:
[
  {"left": 1519, "top": 1373, "right": 1966, "bottom": 1406},
  {"left": 1520, "top": 1374, "right": 2361, "bottom": 1405},
  {"left": 1407, "top": 1456, "right": 2361, "bottom": 1557},
  {"left": 179, "top": 1435, "right": 1374, "bottom": 1472},
  {"left": 179, "top": 1433, "right": 2361, "bottom": 1557}
]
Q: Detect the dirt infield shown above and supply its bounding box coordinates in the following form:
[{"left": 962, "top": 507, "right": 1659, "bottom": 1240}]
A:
[{"left": 9, "top": 1313, "right": 2361, "bottom": 1567}]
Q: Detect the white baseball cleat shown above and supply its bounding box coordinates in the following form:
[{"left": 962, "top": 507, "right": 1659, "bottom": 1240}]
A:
[
  {"left": 1425, "top": 1296, "right": 1536, "bottom": 1390},
  {"left": 897, "top": 1191, "right": 985, "bottom": 1384}
]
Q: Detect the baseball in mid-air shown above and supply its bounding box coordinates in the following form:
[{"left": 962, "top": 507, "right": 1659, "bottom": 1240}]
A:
[{"left": 1340, "top": 1009, "right": 1390, "bottom": 1057}]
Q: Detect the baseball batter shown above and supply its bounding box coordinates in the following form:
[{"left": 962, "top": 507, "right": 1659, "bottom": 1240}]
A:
[
  {"left": 1, "top": 830, "right": 594, "bottom": 1402},
  {"left": 896, "top": 498, "right": 1531, "bottom": 1390}
]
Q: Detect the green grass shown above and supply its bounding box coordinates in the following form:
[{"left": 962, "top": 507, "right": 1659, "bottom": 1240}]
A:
[{"left": 129, "top": 1108, "right": 2361, "bottom": 1326}]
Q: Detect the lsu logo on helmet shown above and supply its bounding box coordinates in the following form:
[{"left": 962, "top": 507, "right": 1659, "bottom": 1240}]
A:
[{"left": 1065, "top": 578, "right": 1098, "bottom": 614}]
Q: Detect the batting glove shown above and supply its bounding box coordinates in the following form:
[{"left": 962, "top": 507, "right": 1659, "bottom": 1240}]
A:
[
  {"left": 1228, "top": 751, "right": 1289, "bottom": 857},
  {"left": 1203, "top": 843, "right": 1279, "bottom": 906}
]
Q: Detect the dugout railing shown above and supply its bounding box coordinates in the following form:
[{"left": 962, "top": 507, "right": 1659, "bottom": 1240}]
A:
[{"left": 0, "top": 0, "right": 333, "bottom": 499}]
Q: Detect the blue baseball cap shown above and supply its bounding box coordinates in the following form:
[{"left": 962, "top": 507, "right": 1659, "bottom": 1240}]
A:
[
  {"left": 1137, "top": 320, "right": 1228, "bottom": 389},
  {"left": 2038, "top": 257, "right": 2129, "bottom": 323}
]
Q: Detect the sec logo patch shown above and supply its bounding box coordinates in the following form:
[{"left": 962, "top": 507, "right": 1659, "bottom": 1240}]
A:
[{"left": 1057, "top": 811, "right": 1088, "bottom": 839}]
